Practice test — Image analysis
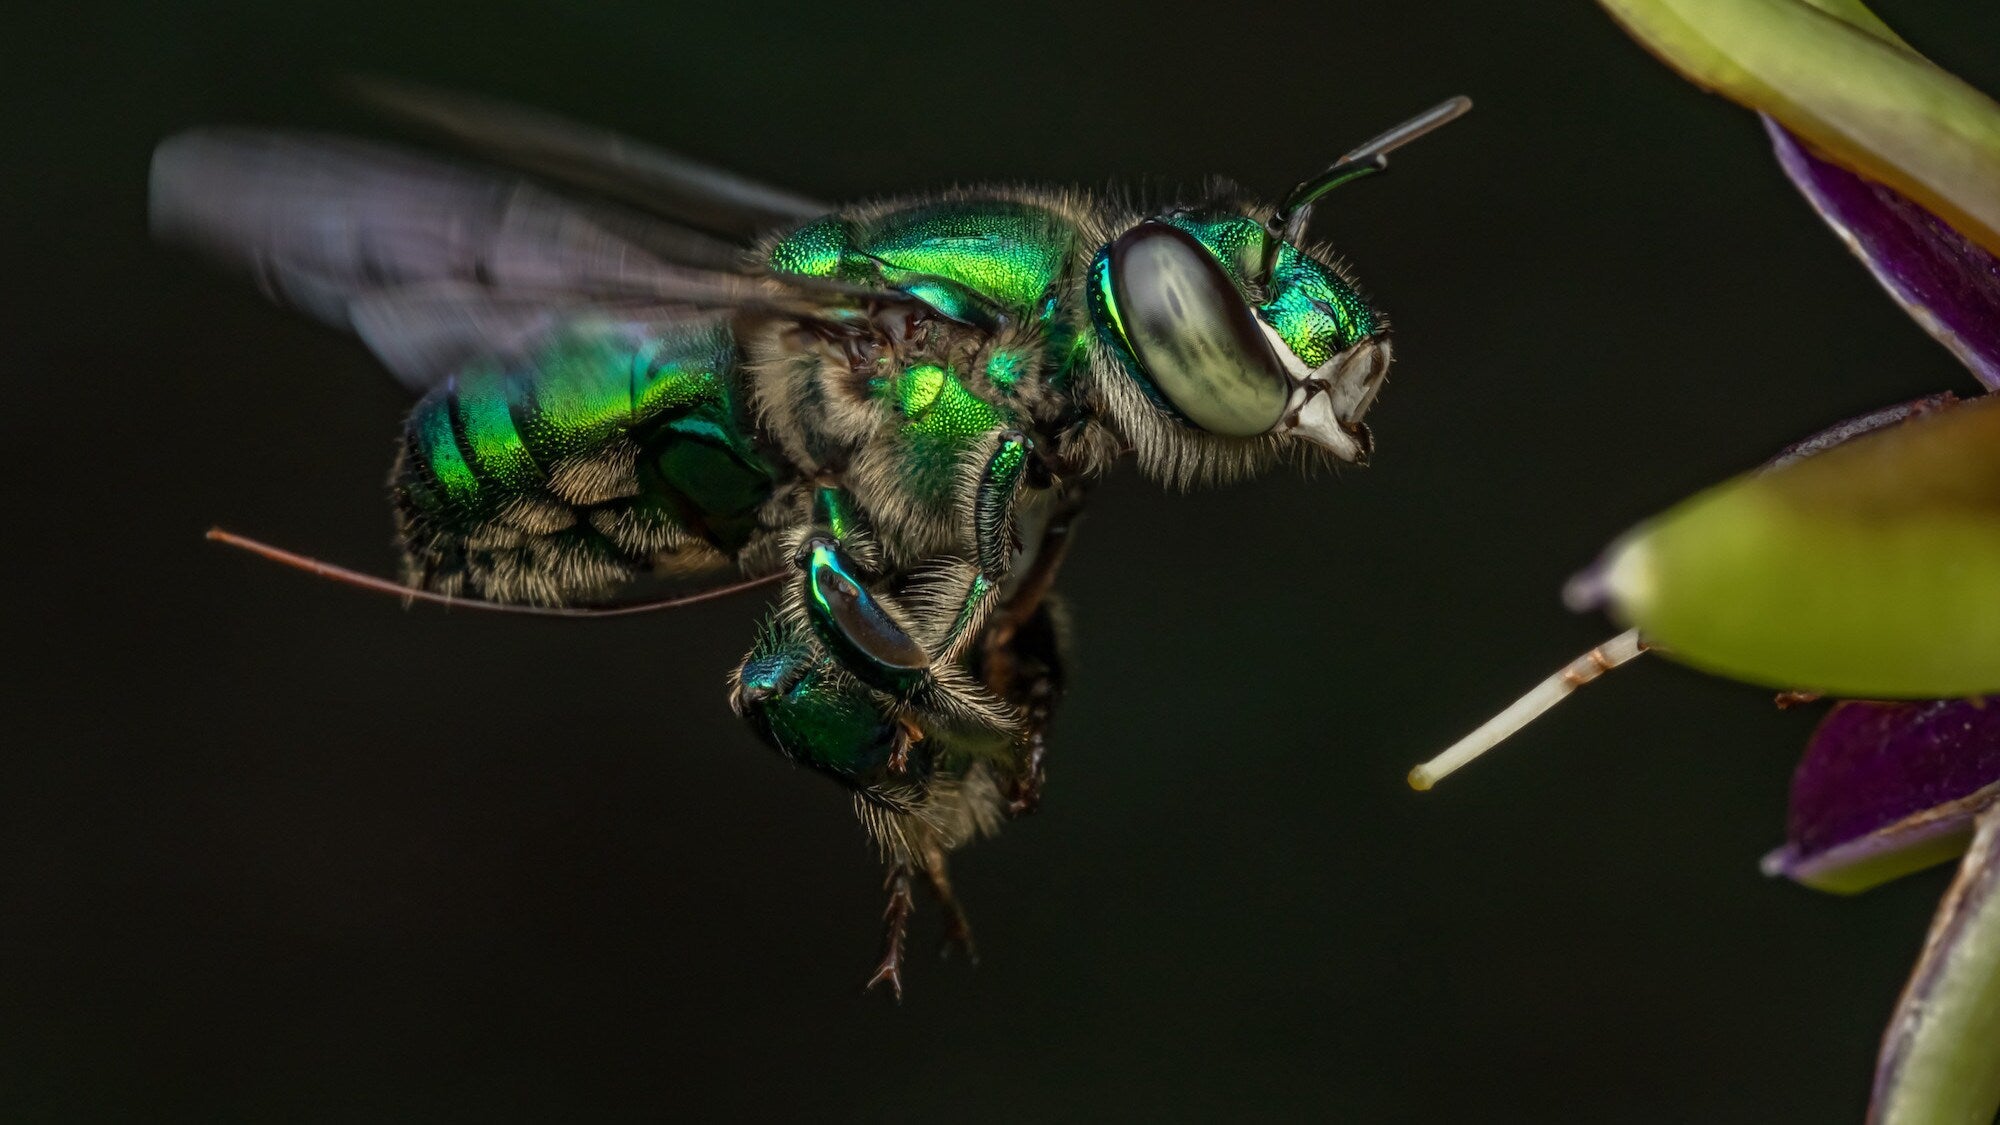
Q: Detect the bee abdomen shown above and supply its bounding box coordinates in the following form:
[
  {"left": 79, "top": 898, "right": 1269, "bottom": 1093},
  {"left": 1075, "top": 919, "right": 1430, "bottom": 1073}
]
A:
[{"left": 393, "top": 323, "right": 783, "bottom": 604}]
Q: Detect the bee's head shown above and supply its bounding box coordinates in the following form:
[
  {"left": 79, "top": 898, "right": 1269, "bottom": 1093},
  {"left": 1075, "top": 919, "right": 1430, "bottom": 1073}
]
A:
[
  {"left": 1080, "top": 98, "right": 1468, "bottom": 482},
  {"left": 1087, "top": 210, "right": 1390, "bottom": 465}
]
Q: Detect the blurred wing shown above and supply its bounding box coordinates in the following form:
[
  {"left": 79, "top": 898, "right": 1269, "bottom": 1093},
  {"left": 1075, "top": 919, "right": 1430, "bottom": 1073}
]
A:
[
  {"left": 347, "top": 285, "right": 749, "bottom": 388},
  {"left": 350, "top": 76, "right": 828, "bottom": 238},
  {"left": 346, "top": 283, "right": 583, "bottom": 387},
  {"left": 150, "top": 130, "right": 862, "bottom": 390}
]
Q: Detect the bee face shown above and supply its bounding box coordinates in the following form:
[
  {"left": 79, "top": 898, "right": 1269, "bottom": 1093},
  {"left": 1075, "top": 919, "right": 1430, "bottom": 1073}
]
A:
[{"left": 1087, "top": 209, "right": 1389, "bottom": 462}]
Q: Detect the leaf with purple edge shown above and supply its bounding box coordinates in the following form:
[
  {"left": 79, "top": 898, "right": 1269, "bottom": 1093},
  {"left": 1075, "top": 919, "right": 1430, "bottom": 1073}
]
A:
[
  {"left": 1763, "top": 698, "right": 2000, "bottom": 893},
  {"left": 1871, "top": 806, "right": 2000, "bottom": 1125},
  {"left": 1597, "top": 0, "right": 2000, "bottom": 258},
  {"left": 1765, "top": 117, "right": 2000, "bottom": 391}
]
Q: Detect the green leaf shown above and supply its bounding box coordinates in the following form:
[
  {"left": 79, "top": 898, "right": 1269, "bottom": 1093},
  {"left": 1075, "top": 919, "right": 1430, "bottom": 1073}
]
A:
[
  {"left": 1872, "top": 807, "right": 2000, "bottom": 1125},
  {"left": 1576, "top": 395, "right": 2000, "bottom": 697},
  {"left": 1597, "top": 0, "right": 2000, "bottom": 257},
  {"left": 1782, "top": 0, "right": 1907, "bottom": 49}
]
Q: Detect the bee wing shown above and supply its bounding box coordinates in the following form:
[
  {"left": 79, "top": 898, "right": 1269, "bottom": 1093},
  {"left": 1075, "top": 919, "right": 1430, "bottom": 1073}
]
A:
[
  {"left": 151, "top": 130, "right": 867, "bottom": 391},
  {"left": 350, "top": 76, "right": 828, "bottom": 238},
  {"left": 345, "top": 284, "right": 737, "bottom": 389},
  {"left": 343, "top": 284, "right": 576, "bottom": 388}
]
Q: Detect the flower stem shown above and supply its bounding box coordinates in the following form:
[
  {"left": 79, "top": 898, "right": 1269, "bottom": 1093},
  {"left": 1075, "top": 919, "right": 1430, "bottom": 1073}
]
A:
[{"left": 1408, "top": 630, "right": 1647, "bottom": 790}]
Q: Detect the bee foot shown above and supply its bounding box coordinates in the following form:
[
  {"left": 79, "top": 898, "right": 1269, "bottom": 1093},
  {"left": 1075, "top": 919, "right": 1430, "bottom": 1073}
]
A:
[
  {"left": 864, "top": 956, "right": 904, "bottom": 1002},
  {"left": 937, "top": 913, "right": 978, "bottom": 965},
  {"left": 865, "top": 865, "right": 914, "bottom": 1002}
]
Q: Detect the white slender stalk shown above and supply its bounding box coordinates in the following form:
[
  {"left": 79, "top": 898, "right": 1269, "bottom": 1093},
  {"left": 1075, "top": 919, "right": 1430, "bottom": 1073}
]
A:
[{"left": 1408, "top": 630, "right": 1648, "bottom": 791}]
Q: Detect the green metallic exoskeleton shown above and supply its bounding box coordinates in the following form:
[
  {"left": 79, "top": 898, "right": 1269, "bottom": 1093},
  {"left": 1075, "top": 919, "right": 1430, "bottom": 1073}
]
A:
[{"left": 152, "top": 83, "right": 1468, "bottom": 996}]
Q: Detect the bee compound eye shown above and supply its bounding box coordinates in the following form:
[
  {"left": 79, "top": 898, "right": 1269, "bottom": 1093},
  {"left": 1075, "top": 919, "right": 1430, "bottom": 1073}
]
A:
[{"left": 1107, "top": 222, "right": 1292, "bottom": 436}]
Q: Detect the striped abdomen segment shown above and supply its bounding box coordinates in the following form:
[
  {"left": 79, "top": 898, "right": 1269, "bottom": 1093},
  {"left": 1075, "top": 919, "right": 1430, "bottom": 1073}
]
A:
[{"left": 394, "top": 321, "right": 780, "bottom": 602}]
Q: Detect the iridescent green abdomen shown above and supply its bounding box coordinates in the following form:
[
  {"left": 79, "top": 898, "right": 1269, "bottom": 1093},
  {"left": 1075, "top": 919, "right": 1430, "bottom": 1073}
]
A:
[
  {"left": 395, "top": 322, "right": 779, "bottom": 599},
  {"left": 768, "top": 199, "right": 1077, "bottom": 318}
]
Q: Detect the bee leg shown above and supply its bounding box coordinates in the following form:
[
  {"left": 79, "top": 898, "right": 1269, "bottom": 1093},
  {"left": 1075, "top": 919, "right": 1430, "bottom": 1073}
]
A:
[
  {"left": 792, "top": 485, "right": 1011, "bottom": 731},
  {"left": 988, "top": 599, "right": 1068, "bottom": 818},
  {"left": 1009, "top": 723, "right": 1050, "bottom": 818},
  {"left": 1000, "top": 655, "right": 1056, "bottom": 818},
  {"left": 805, "top": 483, "right": 882, "bottom": 572},
  {"left": 978, "top": 494, "right": 1083, "bottom": 817},
  {"left": 920, "top": 431, "right": 1037, "bottom": 665},
  {"left": 836, "top": 430, "right": 1044, "bottom": 734},
  {"left": 918, "top": 847, "right": 977, "bottom": 963},
  {"left": 794, "top": 535, "right": 933, "bottom": 700},
  {"left": 875, "top": 428, "right": 1037, "bottom": 688},
  {"left": 982, "top": 482, "right": 1086, "bottom": 661},
  {"left": 732, "top": 615, "right": 920, "bottom": 792},
  {"left": 865, "top": 863, "right": 916, "bottom": 1001},
  {"left": 786, "top": 483, "right": 935, "bottom": 701}
]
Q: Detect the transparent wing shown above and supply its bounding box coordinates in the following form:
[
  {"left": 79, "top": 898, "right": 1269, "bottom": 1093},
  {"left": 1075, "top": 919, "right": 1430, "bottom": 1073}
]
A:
[
  {"left": 346, "top": 283, "right": 585, "bottom": 387},
  {"left": 151, "top": 130, "right": 866, "bottom": 391},
  {"left": 348, "top": 285, "right": 756, "bottom": 388},
  {"left": 350, "top": 76, "right": 828, "bottom": 238}
]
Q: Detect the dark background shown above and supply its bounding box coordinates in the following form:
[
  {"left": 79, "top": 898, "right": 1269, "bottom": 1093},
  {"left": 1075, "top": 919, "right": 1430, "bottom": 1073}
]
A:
[{"left": 8, "top": 1, "right": 1999, "bottom": 1120}]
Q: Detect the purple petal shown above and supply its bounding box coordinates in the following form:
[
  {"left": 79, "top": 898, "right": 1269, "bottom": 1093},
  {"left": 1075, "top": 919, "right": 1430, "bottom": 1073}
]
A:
[
  {"left": 1765, "top": 116, "right": 2000, "bottom": 392},
  {"left": 1763, "top": 698, "right": 2000, "bottom": 892}
]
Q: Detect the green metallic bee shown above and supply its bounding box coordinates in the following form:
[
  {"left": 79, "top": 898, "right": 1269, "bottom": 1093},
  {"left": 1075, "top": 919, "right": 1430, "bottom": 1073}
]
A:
[{"left": 152, "top": 83, "right": 1469, "bottom": 996}]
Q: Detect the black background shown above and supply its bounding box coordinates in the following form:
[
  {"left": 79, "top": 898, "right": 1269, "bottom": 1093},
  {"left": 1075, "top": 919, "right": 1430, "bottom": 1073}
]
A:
[{"left": 9, "top": 1, "right": 2000, "bottom": 1120}]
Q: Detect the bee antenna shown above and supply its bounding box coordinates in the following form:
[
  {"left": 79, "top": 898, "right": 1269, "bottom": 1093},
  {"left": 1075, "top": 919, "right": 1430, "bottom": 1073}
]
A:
[
  {"left": 1262, "top": 96, "right": 1473, "bottom": 279},
  {"left": 206, "top": 527, "right": 785, "bottom": 618},
  {"left": 1406, "top": 629, "right": 1647, "bottom": 790}
]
